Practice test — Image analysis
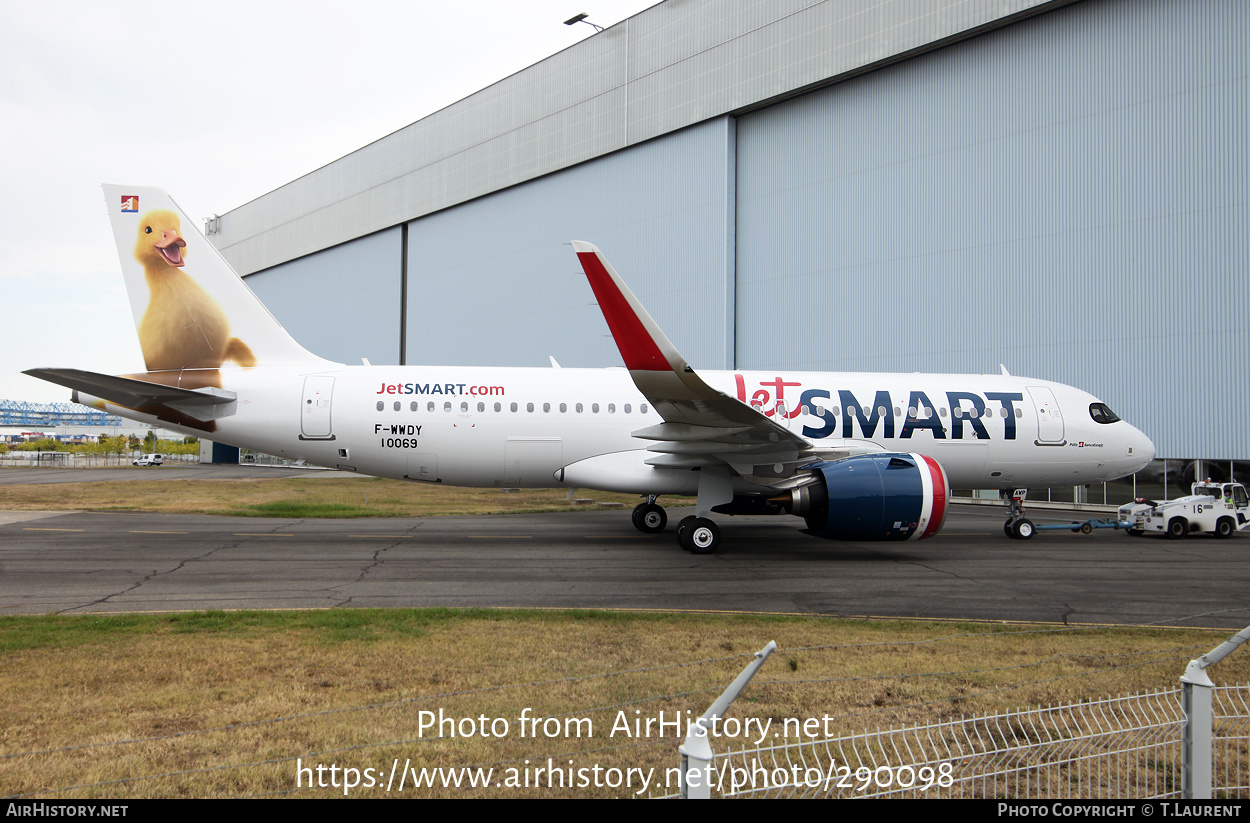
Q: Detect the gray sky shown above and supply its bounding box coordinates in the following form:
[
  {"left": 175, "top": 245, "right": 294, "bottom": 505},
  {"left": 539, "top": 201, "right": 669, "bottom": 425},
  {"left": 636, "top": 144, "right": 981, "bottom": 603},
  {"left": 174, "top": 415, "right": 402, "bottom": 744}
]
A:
[{"left": 0, "top": 0, "right": 660, "bottom": 404}]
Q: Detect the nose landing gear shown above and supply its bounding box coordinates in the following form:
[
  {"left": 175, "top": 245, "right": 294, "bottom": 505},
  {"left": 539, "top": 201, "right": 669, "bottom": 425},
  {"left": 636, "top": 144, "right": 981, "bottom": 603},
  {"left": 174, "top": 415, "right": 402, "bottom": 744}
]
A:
[{"left": 1004, "top": 488, "right": 1035, "bottom": 540}]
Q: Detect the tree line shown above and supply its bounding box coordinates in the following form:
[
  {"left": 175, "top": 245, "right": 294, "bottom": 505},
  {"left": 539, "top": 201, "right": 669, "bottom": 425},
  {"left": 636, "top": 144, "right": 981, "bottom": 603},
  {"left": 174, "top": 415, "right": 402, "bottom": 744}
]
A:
[{"left": 1, "top": 434, "right": 198, "bottom": 455}]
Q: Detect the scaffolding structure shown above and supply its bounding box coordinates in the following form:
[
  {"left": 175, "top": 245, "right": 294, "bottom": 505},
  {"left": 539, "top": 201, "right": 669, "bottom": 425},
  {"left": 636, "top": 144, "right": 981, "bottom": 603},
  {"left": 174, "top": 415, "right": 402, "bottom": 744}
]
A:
[{"left": 0, "top": 399, "right": 123, "bottom": 428}]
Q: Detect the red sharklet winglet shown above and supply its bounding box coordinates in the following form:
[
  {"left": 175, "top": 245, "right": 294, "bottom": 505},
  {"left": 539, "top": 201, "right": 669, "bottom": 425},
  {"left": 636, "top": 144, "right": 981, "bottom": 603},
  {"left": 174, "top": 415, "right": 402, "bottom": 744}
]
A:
[{"left": 573, "top": 241, "right": 675, "bottom": 373}]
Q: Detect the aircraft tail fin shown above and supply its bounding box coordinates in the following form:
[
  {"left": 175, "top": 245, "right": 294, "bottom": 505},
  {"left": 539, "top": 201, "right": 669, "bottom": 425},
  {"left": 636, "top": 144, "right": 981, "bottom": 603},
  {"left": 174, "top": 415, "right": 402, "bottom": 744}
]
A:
[{"left": 103, "top": 185, "right": 327, "bottom": 372}]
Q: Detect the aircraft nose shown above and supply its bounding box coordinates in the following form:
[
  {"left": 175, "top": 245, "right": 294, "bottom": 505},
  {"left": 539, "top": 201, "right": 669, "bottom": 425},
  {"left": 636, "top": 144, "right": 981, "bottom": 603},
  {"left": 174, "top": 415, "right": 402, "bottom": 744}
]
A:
[{"left": 1132, "top": 427, "right": 1155, "bottom": 471}]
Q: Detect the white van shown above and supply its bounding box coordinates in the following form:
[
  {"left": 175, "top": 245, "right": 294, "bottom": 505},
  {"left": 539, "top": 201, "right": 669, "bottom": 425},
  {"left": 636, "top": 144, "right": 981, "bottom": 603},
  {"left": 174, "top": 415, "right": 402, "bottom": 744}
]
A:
[{"left": 133, "top": 453, "right": 163, "bottom": 467}]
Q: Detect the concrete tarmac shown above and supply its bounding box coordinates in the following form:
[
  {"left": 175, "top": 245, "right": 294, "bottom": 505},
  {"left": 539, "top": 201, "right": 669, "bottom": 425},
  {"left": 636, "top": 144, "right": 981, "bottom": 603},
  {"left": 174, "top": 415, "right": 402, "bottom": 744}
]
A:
[{"left": 1, "top": 503, "right": 1246, "bottom": 626}]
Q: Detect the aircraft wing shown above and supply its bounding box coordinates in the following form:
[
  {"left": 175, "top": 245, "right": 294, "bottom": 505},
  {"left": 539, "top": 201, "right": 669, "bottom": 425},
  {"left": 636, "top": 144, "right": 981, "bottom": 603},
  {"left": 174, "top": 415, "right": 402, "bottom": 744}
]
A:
[
  {"left": 23, "top": 368, "right": 237, "bottom": 423},
  {"left": 573, "top": 241, "right": 843, "bottom": 486}
]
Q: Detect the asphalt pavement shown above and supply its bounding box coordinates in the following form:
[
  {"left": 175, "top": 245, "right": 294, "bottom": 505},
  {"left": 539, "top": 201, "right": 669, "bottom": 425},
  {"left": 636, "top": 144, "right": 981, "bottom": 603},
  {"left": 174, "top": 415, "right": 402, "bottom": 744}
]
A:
[{"left": 1, "top": 501, "right": 1245, "bottom": 626}]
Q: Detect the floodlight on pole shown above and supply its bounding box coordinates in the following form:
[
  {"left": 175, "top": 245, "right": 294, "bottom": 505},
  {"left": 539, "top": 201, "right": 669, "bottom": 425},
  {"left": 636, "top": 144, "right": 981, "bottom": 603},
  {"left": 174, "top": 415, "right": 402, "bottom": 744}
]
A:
[{"left": 563, "top": 12, "right": 603, "bottom": 32}]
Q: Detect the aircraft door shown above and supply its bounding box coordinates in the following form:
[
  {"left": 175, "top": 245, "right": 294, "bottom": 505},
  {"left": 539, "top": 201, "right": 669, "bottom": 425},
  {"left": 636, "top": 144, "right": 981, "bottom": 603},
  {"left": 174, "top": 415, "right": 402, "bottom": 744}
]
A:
[
  {"left": 1027, "top": 386, "right": 1065, "bottom": 445},
  {"left": 300, "top": 376, "right": 335, "bottom": 440}
]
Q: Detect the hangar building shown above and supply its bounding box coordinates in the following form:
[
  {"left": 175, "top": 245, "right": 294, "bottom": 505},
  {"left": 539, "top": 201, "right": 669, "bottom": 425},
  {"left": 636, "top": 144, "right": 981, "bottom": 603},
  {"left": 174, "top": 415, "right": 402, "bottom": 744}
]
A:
[{"left": 206, "top": 0, "right": 1248, "bottom": 499}]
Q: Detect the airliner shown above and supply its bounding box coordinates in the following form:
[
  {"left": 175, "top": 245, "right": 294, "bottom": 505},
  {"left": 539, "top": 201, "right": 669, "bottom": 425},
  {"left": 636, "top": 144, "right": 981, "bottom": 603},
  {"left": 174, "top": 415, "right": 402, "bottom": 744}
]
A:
[{"left": 26, "top": 186, "right": 1155, "bottom": 552}]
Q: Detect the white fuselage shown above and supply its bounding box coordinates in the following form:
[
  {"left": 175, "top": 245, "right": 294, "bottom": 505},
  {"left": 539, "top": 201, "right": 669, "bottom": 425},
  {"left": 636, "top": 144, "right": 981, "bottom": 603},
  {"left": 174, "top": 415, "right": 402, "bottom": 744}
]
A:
[{"left": 91, "top": 364, "right": 1155, "bottom": 493}]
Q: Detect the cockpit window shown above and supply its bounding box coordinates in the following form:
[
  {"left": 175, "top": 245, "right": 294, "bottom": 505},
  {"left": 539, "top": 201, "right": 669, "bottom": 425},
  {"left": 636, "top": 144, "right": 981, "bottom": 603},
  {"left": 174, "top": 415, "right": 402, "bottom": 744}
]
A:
[{"left": 1089, "top": 403, "right": 1121, "bottom": 424}]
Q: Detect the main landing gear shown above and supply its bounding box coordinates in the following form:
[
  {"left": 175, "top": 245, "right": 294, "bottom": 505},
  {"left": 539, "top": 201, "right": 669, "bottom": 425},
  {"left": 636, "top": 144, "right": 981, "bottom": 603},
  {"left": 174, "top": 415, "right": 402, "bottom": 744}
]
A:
[
  {"left": 631, "top": 496, "right": 722, "bottom": 554},
  {"left": 631, "top": 499, "right": 667, "bottom": 533},
  {"left": 676, "top": 515, "right": 720, "bottom": 554}
]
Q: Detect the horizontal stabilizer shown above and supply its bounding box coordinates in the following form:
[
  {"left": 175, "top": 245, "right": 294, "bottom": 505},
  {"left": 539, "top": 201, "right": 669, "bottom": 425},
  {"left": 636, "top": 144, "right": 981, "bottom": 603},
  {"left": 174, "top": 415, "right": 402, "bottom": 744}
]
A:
[{"left": 24, "top": 368, "right": 237, "bottom": 422}]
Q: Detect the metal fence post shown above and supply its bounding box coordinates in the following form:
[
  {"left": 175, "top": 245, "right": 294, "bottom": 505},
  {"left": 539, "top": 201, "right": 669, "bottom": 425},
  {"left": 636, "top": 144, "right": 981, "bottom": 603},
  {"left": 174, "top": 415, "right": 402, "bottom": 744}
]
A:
[
  {"left": 680, "top": 640, "right": 776, "bottom": 799},
  {"left": 1180, "top": 624, "right": 1250, "bottom": 798},
  {"left": 1181, "top": 660, "right": 1213, "bottom": 799}
]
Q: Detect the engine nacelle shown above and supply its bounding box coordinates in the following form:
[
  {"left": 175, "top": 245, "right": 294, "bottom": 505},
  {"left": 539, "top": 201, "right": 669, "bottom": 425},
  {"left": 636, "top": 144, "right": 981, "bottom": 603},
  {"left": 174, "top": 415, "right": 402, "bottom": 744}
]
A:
[{"left": 781, "top": 453, "right": 949, "bottom": 541}]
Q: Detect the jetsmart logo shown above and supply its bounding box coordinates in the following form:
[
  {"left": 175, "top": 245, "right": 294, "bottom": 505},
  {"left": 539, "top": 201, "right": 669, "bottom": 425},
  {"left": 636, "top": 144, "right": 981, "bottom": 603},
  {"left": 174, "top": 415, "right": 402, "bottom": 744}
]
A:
[{"left": 376, "top": 382, "right": 505, "bottom": 397}]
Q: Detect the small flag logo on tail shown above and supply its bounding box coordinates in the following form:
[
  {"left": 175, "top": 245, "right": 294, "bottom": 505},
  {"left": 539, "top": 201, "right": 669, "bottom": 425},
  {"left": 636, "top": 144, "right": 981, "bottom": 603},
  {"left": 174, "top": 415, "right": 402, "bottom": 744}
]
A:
[{"left": 120, "top": 196, "right": 138, "bottom": 213}]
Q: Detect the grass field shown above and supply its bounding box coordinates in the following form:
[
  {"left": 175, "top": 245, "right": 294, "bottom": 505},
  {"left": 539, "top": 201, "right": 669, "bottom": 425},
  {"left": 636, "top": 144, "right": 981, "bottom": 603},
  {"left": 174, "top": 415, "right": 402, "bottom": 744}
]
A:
[
  {"left": 0, "top": 474, "right": 664, "bottom": 518},
  {"left": 2, "top": 474, "right": 1246, "bottom": 798},
  {"left": 1, "top": 609, "right": 1246, "bottom": 799}
]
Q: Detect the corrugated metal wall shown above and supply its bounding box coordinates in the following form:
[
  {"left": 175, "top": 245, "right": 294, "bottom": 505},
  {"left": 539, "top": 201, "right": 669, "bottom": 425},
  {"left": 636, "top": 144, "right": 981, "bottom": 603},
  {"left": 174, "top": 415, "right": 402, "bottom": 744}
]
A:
[
  {"left": 210, "top": 0, "right": 1065, "bottom": 276},
  {"left": 735, "top": 0, "right": 1248, "bottom": 458},
  {"left": 403, "top": 118, "right": 736, "bottom": 370},
  {"left": 244, "top": 227, "right": 402, "bottom": 365}
]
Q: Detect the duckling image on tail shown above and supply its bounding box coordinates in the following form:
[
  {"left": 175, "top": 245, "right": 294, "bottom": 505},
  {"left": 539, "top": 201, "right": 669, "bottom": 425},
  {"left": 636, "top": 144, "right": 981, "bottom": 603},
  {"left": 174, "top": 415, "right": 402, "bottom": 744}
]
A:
[{"left": 133, "top": 208, "right": 256, "bottom": 373}]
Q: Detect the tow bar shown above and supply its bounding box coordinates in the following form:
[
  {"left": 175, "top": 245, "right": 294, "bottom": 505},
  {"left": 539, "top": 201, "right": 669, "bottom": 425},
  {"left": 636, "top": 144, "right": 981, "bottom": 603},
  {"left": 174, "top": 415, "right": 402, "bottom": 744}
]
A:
[{"left": 1003, "top": 489, "right": 1132, "bottom": 540}]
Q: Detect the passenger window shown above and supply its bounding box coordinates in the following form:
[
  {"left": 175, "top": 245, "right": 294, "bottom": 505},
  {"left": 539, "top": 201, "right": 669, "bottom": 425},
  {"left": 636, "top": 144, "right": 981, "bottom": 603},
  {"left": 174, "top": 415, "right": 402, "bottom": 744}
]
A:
[
  {"left": 527, "top": 402, "right": 534, "bottom": 413},
  {"left": 510, "top": 402, "right": 518, "bottom": 413},
  {"left": 576, "top": 403, "right": 583, "bottom": 413},
  {"left": 410, "top": 402, "right": 418, "bottom": 412},
  {"left": 641, "top": 404, "right": 648, "bottom": 414},
  {"left": 624, "top": 404, "right": 631, "bottom": 413},
  {"left": 428, "top": 402, "right": 435, "bottom": 412},
  {"left": 444, "top": 402, "right": 451, "bottom": 412},
  {"left": 592, "top": 403, "right": 600, "bottom": 413},
  {"left": 560, "top": 403, "right": 567, "bottom": 413},
  {"left": 608, "top": 404, "right": 615, "bottom": 413},
  {"left": 460, "top": 402, "right": 468, "bottom": 412},
  {"left": 394, "top": 401, "right": 401, "bottom": 412},
  {"left": 494, "top": 402, "right": 501, "bottom": 412},
  {"left": 376, "top": 401, "right": 384, "bottom": 412},
  {"left": 477, "top": 402, "right": 485, "bottom": 412},
  {"left": 543, "top": 403, "right": 550, "bottom": 413}
]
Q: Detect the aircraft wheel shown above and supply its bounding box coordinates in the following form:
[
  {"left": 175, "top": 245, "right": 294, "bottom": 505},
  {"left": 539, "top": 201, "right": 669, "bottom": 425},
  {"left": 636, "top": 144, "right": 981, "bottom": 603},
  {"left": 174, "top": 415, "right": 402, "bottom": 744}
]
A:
[
  {"left": 1215, "top": 518, "right": 1235, "bottom": 539},
  {"left": 1004, "top": 519, "right": 1016, "bottom": 538},
  {"left": 1166, "top": 517, "right": 1188, "bottom": 539},
  {"left": 681, "top": 518, "right": 721, "bottom": 554},
  {"left": 632, "top": 502, "right": 667, "bottom": 533},
  {"left": 1012, "top": 518, "right": 1035, "bottom": 540},
  {"left": 675, "top": 516, "right": 699, "bottom": 551}
]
